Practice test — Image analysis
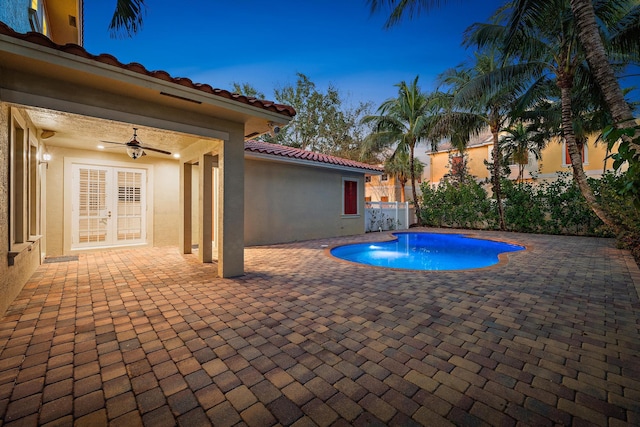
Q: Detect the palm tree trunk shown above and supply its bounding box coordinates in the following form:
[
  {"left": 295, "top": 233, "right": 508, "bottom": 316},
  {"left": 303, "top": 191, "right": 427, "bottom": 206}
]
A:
[
  {"left": 491, "top": 127, "right": 506, "bottom": 230},
  {"left": 519, "top": 164, "right": 525, "bottom": 183},
  {"left": 409, "top": 144, "right": 422, "bottom": 226},
  {"left": 570, "top": 0, "right": 640, "bottom": 148},
  {"left": 558, "top": 75, "right": 620, "bottom": 233}
]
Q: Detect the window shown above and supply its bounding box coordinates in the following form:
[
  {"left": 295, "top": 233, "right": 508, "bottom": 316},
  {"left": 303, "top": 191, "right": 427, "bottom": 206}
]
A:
[
  {"left": 9, "top": 109, "right": 41, "bottom": 253},
  {"left": 381, "top": 174, "right": 388, "bottom": 182},
  {"left": 29, "top": 142, "right": 39, "bottom": 239},
  {"left": 563, "top": 143, "right": 587, "bottom": 166},
  {"left": 451, "top": 155, "right": 465, "bottom": 176},
  {"left": 10, "top": 116, "right": 27, "bottom": 247},
  {"left": 380, "top": 196, "right": 389, "bottom": 202},
  {"left": 343, "top": 179, "right": 358, "bottom": 215},
  {"left": 506, "top": 150, "right": 528, "bottom": 166}
]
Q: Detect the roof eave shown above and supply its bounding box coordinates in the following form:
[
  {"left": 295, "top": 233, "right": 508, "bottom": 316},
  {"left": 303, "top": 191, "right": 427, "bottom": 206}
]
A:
[
  {"left": 0, "top": 27, "right": 294, "bottom": 136},
  {"left": 244, "top": 151, "right": 383, "bottom": 175}
]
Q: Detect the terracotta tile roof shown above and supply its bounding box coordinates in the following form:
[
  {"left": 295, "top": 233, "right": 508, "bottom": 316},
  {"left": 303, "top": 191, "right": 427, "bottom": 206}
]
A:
[
  {"left": 0, "top": 22, "right": 295, "bottom": 118},
  {"left": 245, "top": 140, "right": 383, "bottom": 173}
]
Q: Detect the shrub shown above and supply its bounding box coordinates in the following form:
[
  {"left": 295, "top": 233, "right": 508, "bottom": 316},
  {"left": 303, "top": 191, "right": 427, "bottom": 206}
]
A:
[
  {"left": 420, "top": 172, "right": 640, "bottom": 266},
  {"left": 502, "top": 180, "right": 546, "bottom": 233},
  {"left": 419, "top": 173, "right": 630, "bottom": 236},
  {"left": 421, "top": 178, "right": 496, "bottom": 229}
]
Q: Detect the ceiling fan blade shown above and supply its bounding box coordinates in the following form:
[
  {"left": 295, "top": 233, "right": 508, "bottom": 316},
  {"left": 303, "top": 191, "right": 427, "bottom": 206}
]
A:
[
  {"left": 100, "top": 140, "right": 127, "bottom": 146},
  {"left": 140, "top": 145, "right": 172, "bottom": 155}
]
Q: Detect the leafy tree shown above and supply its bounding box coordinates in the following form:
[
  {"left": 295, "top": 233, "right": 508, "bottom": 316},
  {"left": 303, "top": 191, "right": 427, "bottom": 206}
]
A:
[
  {"left": 265, "top": 73, "right": 377, "bottom": 162},
  {"left": 231, "top": 82, "right": 266, "bottom": 100},
  {"left": 443, "top": 152, "right": 473, "bottom": 187},
  {"left": 384, "top": 151, "right": 424, "bottom": 202},
  {"left": 362, "top": 76, "right": 438, "bottom": 224}
]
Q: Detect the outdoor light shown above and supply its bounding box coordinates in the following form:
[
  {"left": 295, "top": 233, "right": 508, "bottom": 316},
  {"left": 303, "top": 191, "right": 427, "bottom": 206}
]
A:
[
  {"left": 127, "top": 146, "right": 144, "bottom": 160},
  {"left": 40, "top": 151, "right": 52, "bottom": 169}
]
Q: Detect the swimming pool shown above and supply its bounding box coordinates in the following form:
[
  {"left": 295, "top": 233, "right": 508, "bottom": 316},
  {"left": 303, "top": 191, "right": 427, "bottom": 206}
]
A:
[{"left": 330, "top": 232, "right": 525, "bottom": 270}]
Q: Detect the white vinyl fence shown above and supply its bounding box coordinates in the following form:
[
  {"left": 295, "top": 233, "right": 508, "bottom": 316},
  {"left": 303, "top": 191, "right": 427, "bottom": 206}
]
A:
[{"left": 365, "top": 201, "right": 410, "bottom": 232}]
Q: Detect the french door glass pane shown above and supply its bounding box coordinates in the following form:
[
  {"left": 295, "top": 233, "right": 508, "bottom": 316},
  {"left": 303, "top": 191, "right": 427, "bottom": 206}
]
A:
[{"left": 77, "top": 168, "right": 107, "bottom": 243}]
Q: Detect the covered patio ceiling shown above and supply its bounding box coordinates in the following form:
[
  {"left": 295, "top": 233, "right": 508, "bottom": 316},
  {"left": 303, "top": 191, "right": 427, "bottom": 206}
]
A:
[{"left": 24, "top": 106, "right": 206, "bottom": 159}]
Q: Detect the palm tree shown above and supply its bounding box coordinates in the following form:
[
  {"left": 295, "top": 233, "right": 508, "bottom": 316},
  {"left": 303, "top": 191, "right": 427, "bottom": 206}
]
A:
[
  {"left": 517, "top": 73, "right": 630, "bottom": 176},
  {"left": 469, "top": 0, "right": 634, "bottom": 231},
  {"left": 384, "top": 151, "right": 424, "bottom": 202},
  {"left": 109, "top": 0, "right": 146, "bottom": 37},
  {"left": 362, "top": 76, "right": 437, "bottom": 224},
  {"left": 368, "top": 0, "right": 640, "bottom": 155},
  {"left": 500, "top": 121, "right": 544, "bottom": 182},
  {"left": 436, "top": 52, "right": 526, "bottom": 230},
  {"left": 566, "top": 0, "right": 639, "bottom": 134}
]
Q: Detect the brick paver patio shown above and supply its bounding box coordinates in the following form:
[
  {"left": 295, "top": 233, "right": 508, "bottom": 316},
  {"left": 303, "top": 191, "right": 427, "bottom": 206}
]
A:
[{"left": 1, "top": 229, "right": 639, "bottom": 426}]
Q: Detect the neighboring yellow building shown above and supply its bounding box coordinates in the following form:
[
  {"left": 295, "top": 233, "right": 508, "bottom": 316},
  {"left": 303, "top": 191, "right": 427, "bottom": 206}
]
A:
[
  {"left": 427, "top": 131, "right": 616, "bottom": 186},
  {"left": 364, "top": 152, "right": 431, "bottom": 202}
]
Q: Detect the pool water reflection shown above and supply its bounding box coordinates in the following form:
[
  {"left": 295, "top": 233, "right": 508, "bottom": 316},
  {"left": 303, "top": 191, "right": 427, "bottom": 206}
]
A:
[{"left": 330, "top": 232, "right": 524, "bottom": 270}]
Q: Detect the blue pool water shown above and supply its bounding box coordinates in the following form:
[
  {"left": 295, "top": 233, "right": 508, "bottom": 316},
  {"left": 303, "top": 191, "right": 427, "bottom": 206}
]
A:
[{"left": 330, "top": 233, "right": 525, "bottom": 270}]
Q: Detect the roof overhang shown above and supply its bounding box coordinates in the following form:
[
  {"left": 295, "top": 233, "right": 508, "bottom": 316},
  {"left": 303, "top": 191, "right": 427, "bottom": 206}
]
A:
[
  {"left": 0, "top": 28, "right": 293, "bottom": 139},
  {"left": 244, "top": 151, "right": 383, "bottom": 175}
]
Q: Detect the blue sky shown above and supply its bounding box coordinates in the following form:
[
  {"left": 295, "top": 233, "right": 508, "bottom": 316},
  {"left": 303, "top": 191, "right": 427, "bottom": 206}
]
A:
[{"left": 83, "top": 1, "right": 638, "bottom": 109}]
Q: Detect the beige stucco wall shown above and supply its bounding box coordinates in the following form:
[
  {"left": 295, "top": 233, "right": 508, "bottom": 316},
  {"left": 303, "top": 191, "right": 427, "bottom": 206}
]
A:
[
  {"left": 245, "top": 158, "right": 365, "bottom": 246},
  {"left": 0, "top": 104, "right": 44, "bottom": 317},
  {"left": 44, "top": 145, "right": 180, "bottom": 256}
]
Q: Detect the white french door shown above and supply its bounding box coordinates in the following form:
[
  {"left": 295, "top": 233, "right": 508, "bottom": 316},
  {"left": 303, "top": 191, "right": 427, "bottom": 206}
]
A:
[{"left": 72, "top": 164, "right": 147, "bottom": 249}]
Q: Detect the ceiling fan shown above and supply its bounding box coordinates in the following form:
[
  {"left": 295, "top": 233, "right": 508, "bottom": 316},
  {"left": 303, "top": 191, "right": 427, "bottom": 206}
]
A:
[{"left": 101, "top": 128, "right": 172, "bottom": 159}]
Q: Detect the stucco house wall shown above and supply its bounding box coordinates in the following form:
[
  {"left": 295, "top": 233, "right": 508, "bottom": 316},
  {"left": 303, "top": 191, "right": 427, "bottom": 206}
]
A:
[
  {"left": 43, "top": 144, "right": 374, "bottom": 256},
  {"left": 0, "top": 105, "right": 45, "bottom": 316},
  {"left": 244, "top": 158, "right": 366, "bottom": 246},
  {"left": 0, "top": 12, "right": 295, "bottom": 316}
]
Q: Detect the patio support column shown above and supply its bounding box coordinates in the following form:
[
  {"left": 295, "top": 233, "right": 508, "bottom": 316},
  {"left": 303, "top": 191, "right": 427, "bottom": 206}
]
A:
[
  {"left": 179, "top": 161, "right": 192, "bottom": 254},
  {"left": 216, "top": 132, "right": 244, "bottom": 277},
  {"left": 198, "top": 154, "right": 214, "bottom": 263}
]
